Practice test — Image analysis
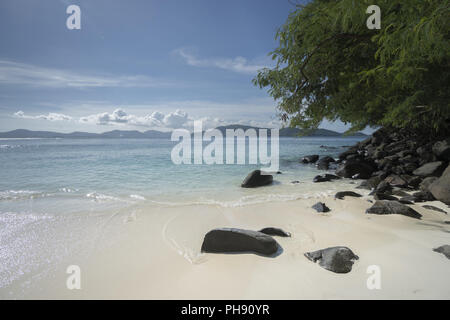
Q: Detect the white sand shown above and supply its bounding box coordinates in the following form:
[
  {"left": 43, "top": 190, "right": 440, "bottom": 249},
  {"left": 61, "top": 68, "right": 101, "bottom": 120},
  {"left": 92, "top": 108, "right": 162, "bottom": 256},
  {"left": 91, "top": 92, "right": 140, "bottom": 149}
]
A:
[{"left": 8, "top": 193, "right": 449, "bottom": 300}]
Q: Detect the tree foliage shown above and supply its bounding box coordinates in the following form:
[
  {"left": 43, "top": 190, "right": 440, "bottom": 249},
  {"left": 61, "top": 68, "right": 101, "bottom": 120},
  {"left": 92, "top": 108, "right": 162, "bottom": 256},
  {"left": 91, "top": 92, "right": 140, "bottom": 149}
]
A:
[{"left": 253, "top": 0, "right": 450, "bottom": 134}]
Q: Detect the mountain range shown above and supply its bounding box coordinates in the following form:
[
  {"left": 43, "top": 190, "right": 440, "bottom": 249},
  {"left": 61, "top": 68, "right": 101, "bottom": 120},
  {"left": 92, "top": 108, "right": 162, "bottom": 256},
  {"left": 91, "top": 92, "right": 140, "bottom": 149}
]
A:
[{"left": 0, "top": 126, "right": 366, "bottom": 139}]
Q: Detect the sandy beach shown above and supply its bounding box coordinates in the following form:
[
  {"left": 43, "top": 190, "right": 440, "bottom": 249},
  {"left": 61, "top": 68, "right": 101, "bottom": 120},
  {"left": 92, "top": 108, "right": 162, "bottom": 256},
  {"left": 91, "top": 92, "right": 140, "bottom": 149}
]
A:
[{"left": 4, "top": 189, "right": 448, "bottom": 300}]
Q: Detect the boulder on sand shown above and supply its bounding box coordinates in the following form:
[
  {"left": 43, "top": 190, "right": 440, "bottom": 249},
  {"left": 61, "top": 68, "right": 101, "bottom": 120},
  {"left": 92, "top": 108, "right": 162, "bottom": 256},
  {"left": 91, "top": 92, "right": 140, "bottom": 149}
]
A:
[
  {"left": 312, "top": 202, "right": 330, "bottom": 213},
  {"left": 422, "top": 205, "right": 447, "bottom": 214},
  {"left": 304, "top": 246, "right": 359, "bottom": 273},
  {"left": 433, "top": 245, "right": 450, "bottom": 259},
  {"left": 201, "top": 228, "right": 279, "bottom": 256},
  {"left": 429, "top": 164, "right": 450, "bottom": 205},
  {"left": 373, "top": 192, "right": 398, "bottom": 201},
  {"left": 258, "top": 227, "right": 291, "bottom": 237},
  {"left": 366, "top": 200, "right": 422, "bottom": 219},
  {"left": 420, "top": 177, "right": 438, "bottom": 192},
  {"left": 335, "top": 191, "right": 362, "bottom": 199},
  {"left": 412, "top": 161, "right": 445, "bottom": 177},
  {"left": 241, "top": 170, "right": 273, "bottom": 188},
  {"left": 313, "top": 174, "right": 341, "bottom": 183},
  {"left": 301, "top": 155, "right": 319, "bottom": 164},
  {"left": 335, "top": 160, "right": 375, "bottom": 179}
]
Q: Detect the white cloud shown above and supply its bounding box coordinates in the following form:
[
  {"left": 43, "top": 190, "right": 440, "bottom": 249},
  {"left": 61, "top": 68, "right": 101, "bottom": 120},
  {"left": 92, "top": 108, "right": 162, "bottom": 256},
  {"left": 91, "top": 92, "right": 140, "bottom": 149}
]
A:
[
  {"left": 79, "top": 109, "right": 190, "bottom": 129},
  {"left": 77, "top": 108, "right": 280, "bottom": 130},
  {"left": 0, "top": 60, "right": 173, "bottom": 88},
  {"left": 173, "top": 48, "right": 268, "bottom": 75},
  {"left": 14, "top": 110, "right": 72, "bottom": 121}
]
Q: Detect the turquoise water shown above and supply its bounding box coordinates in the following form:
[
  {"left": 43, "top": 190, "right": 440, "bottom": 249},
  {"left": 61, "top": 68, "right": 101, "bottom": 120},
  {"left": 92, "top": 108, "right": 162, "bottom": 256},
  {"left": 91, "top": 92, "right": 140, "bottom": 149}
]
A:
[{"left": 0, "top": 137, "right": 364, "bottom": 214}]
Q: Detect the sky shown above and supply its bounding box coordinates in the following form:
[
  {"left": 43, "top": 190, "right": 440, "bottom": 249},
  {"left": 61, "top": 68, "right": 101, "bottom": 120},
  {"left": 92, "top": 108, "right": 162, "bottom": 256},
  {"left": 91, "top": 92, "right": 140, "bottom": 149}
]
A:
[{"left": 0, "top": 0, "right": 364, "bottom": 133}]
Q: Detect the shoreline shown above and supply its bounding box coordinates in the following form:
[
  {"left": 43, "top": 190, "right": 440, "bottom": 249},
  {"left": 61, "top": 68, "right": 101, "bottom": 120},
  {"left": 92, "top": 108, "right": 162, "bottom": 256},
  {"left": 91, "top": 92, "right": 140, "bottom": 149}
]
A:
[{"left": 2, "top": 190, "right": 449, "bottom": 299}]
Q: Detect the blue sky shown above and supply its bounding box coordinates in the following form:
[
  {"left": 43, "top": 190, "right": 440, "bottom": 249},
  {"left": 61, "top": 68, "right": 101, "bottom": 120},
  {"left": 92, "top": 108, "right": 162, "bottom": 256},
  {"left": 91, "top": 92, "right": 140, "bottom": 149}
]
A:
[{"left": 0, "top": 0, "right": 361, "bottom": 133}]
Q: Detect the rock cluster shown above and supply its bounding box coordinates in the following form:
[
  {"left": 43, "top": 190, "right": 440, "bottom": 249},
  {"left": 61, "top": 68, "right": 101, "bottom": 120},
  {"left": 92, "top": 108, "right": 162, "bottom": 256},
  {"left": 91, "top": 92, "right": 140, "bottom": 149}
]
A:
[{"left": 336, "top": 128, "right": 450, "bottom": 205}]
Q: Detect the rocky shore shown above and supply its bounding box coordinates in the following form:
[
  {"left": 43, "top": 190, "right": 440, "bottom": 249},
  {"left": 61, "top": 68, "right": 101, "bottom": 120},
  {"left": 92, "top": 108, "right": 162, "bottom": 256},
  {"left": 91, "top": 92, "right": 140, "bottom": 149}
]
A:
[
  {"left": 200, "top": 127, "right": 450, "bottom": 274},
  {"left": 334, "top": 127, "right": 449, "bottom": 205}
]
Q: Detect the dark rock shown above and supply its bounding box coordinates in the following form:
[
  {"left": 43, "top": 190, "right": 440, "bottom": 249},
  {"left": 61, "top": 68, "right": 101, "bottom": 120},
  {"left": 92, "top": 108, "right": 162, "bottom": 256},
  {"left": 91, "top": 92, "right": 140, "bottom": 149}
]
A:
[
  {"left": 304, "top": 246, "right": 359, "bottom": 274},
  {"left": 391, "top": 188, "right": 410, "bottom": 197},
  {"left": 403, "top": 163, "right": 418, "bottom": 174},
  {"left": 336, "top": 160, "right": 375, "bottom": 179},
  {"left": 412, "top": 161, "right": 445, "bottom": 177},
  {"left": 365, "top": 200, "right": 422, "bottom": 219},
  {"left": 406, "top": 176, "right": 422, "bottom": 188},
  {"left": 432, "top": 139, "right": 450, "bottom": 161},
  {"left": 335, "top": 191, "right": 362, "bottom": 199},
  {"left": 429, "top": 164, "right": 450, "bottom": 205},
  {"left": 385, "top": 154, "right": 400, "bottom": 162},
  {"left": 201, "top": 228, "right": 279, "bottom": 256},
  {"left": 338, "top": 149, "right": 357, "bottom": 161},
  {"left": 241, "top": 170, "right": 273, "bottom": 188},
  {"left": 420, "top": 177, "right": 438, "bottom": 192},
  {"left": 359, "top": 176, "right": 382, "bottom": 190},
  {"left": 312, "top": 202, "right": 330, "bottom": 213},
  {"left": 313, "top": 174, "right": 341, "bottom": 183},
  {"left": 416, "top": 146, "right": 428, "bottom": 157},
  {"left": 346, "top": 154, "right": 362, "bottom": 161},
  {"left": 372, "top": 171, "right": 389, "bottom": 180},
  {"left": 433, "top": 245, "right": 450, "bottom": 259},
  {"left": 291, "top": 180, "right": 300, "bottom": 184},
  {"left": 422, "top": 205, "right": 447, "bottom": 214},
  {"left": 374, "top": 192, "right": 398, "bottom": 201},
  {"left": 384, "top": 175, "right": 408, "bottom": 188},
  {"left": 411, "top": 191, "right": 435, "bottom": 202},
  {"left": 398, "top": 197, "right": 414, "bottom": 205},
  {"left": 316, "top": 156, "right": 336, "bottom": 170},
  {"left": 258, "top": 227, "right": 291, "bottom": 237},
  {"left": 373, "top": 149, "right": 386, "bottom": 159},
  {"left": 376, "top": 181, "right": 393, "bottom": 194},
  {"left": 301, "top": 155, "right": 319, "bottom": 164}
]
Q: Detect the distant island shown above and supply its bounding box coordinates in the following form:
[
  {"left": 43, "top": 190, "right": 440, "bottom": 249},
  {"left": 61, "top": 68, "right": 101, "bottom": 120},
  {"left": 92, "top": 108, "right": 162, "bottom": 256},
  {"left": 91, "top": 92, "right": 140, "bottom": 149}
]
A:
[{"left": 0, "top": 125, "right": 367, "bottom": 139}]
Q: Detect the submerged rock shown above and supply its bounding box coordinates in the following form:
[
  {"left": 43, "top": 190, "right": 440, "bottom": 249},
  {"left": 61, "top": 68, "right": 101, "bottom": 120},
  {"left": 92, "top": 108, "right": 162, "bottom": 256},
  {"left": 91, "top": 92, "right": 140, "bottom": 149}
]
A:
[
  {"left": 335, "top": 191, "right": 362, "bottom": 199},
  {"left": 304, "top": 246, "right": 359, "bottom": 273},
  {"left": 366, "top": 200, "right": 422, "bottom": 219},
  {"left": 312, "top": 202, "right": 330, "bottom": 213},
  {"left": 258, "top": 227, "right": 291, "bottom": 237},
  {"left": 241, "top": 170, "right": 273, "bottom": 188},
  {"left": 201, "top": 228, "right": 279, "bottom": 256},
  {"left": 433, "top": 245, "right": 450, "bottom": 259}
]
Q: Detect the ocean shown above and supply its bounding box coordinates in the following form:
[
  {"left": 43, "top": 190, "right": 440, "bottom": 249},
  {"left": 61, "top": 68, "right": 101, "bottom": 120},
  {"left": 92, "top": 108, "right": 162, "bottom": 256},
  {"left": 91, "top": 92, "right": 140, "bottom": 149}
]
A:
[{"left": 0, "top": 137, "right": 365, "bottom": 212}]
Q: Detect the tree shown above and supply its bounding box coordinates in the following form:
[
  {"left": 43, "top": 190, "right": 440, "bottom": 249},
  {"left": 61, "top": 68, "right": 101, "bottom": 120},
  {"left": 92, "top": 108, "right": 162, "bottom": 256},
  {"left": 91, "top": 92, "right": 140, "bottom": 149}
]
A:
[{"left": 253, "top": 0, "right": 450, "bottom": 134}]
